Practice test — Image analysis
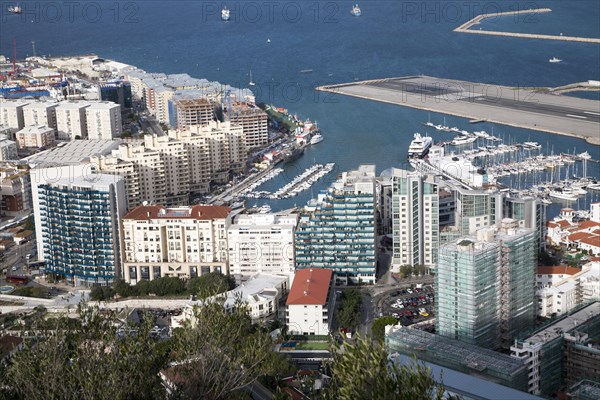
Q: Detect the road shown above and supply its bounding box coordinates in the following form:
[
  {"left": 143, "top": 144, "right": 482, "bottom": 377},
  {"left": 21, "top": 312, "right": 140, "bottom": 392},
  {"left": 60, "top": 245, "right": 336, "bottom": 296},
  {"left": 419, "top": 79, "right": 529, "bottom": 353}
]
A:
[
  {"left": 139, "top": 115, "right": 165, "bottom": 136},
  {"left": 1, "top": 241, "right": 35, "bottom": 276}
]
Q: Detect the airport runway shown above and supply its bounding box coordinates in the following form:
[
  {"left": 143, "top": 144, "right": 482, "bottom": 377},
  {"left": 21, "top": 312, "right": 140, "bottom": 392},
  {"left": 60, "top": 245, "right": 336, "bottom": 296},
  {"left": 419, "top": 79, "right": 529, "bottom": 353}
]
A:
[{"left": 317, "top": 76, "right": 600, "bottom": 144}]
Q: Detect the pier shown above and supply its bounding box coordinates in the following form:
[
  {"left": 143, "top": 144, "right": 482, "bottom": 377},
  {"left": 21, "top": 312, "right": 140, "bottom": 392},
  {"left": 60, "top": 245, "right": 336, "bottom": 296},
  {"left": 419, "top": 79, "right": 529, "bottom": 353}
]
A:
[
  {"left": 316, "top": 76, "right": 600, "bottom": 145},
  {"left": 454, "top": 8, "right": 600, "bottom": 44}
]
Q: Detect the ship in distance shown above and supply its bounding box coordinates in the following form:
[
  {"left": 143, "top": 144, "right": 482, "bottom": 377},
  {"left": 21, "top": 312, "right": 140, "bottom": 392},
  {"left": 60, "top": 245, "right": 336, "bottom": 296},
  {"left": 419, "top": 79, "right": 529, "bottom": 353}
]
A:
[
  {"left": 7, "top": 4, "right": 22, "bottom": 13},
  {"left": 549, "top": 57, "right": 562, "bottom": 63},
  {"left": 408, "top": 133, "right": 433, "bottom": 158},
  {"left": 351, "top": 4, "right": 361, "bottom": 17},
  {"left": 221, "top": 6, "right": 230, "bottom": 21}
]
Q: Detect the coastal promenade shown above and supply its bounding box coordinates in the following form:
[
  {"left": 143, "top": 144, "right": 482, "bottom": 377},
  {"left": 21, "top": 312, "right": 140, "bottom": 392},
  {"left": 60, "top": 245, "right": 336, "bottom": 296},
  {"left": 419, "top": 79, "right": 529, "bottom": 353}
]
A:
[
  {"left": 454, "top": 8, "right": 600, "bottom": 44},
  {"left": 316, "top": 76, "right": 600, "bottom": 145}
]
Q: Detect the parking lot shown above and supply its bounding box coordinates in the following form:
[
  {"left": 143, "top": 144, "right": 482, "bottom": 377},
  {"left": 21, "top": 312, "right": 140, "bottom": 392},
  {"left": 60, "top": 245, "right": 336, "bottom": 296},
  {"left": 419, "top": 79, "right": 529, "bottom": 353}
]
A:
[{"left": 381, "top": 285, "right": 435, "bottom": 327}]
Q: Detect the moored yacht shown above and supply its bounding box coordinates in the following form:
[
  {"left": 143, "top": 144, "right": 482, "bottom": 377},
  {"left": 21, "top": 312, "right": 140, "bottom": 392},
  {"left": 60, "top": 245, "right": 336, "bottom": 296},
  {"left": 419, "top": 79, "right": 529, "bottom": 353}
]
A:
[
  {"left": 408, "top": 133, "right": 433, "bottom": 158},
  {"left": 351, "top": 4, "right": 361, "bottom": 16}
]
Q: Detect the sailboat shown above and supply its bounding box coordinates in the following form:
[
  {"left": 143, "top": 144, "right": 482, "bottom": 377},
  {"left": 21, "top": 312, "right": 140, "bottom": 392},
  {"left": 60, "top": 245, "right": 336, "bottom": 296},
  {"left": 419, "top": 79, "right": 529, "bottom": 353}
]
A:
[{"left": 249, "top": 70, "right": 255, "bottom": 86}]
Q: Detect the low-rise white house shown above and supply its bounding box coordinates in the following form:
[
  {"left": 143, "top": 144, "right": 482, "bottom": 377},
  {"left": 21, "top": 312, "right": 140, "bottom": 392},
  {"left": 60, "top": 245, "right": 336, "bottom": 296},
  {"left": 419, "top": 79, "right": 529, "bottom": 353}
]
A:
[
  {"left": 286, "top": 268, "right": 334, "bottom": 336},
  {"left": 536, "top": 262, "right": 600, "bottom": 317},
  {"left": 171, "top": 274, "right": 288, "bottom": 328}
]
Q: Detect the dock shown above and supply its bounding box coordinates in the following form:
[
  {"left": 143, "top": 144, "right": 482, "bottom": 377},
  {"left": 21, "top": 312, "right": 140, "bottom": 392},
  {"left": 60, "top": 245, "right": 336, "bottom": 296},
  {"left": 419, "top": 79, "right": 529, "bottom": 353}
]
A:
[
  {"left": 454, "top": 8, "right": 600, "bottom": 44},
  {"left": 316, "top": 76, "right": 600, "bottom": 145}
]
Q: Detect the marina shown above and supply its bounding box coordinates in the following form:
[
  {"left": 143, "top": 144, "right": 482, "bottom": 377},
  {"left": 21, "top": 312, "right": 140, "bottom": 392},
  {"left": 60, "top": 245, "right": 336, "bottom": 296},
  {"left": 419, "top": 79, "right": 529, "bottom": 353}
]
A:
[
  {"left": 241, "top": 163, "right": 336, "bottom": 200},
  {"left": 316, "top": 76, "right": 600, "bottom": 145}
]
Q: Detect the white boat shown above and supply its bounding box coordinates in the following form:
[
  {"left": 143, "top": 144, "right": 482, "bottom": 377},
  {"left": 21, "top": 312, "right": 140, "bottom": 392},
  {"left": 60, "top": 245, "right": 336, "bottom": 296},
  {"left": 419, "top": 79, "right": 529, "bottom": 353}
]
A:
[
  {"left": 549, "top": 57, "right": 562, "bottom": 63},
  {"left": 523, "top": 141, "right": 542, "bottom": 149},
  {"left": 249, "top": 70, "right": 255, "bottom": 86},
  {"left": 451, "top": 135, "right": 477, "bottom": 146},
  {"left": 549, "top": 190, "right": 577, "bottom": 201},
  {"left": 587, "top": 183, "right": 600, "bottom": 191},
  {"left": 579, "top": 151, "right": 592, "bottom": 160},
  {"left": 310, "top": 134, "right": 324, "bottom": 145},
  {"left": 7, "top": 4, "right": 21, "bottom": 13},
  {"left": 221, "top": 6, "right": 230, "bottom": 21},
  {"left": 351, "top": 4, "right": 361, "bottom": 16},
  {"left": 408, "top": 133, "right": 433, "bottom": 158}
]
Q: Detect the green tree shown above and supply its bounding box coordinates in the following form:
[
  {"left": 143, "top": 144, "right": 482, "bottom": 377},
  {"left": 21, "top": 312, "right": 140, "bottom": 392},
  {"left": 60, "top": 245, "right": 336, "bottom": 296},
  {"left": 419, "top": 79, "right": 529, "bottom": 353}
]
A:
[
  {"left": 337, "top": 289, "right": 362, "bottom": 331},
  {"left": 371, "top": 316, "right": 398, "bottom": 342},
  {"left": 324, "top": 336, "right": 459, "bottom": 400},
  {"left": 187, "top": 272, "right": 235, "bottom": 299},
  {"left": 89, "top": 286, "right": 115, "bottom": 301},
  {"left": 1, "top": 305, "right": 168, "bottom": 400},
  {"left": 400, "top": 264, "right": 412, "bottom": 279},
  {"left": 166, "top": 300, "right": 281, "bottom": 399}
]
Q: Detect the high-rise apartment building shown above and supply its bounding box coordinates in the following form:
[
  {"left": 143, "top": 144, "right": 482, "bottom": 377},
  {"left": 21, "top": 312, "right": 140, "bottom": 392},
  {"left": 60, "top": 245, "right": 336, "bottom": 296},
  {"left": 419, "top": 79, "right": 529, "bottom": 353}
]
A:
[
  {"left": 85, "top": 101, "right": 122, "bottom": 139},
  {"left": 55, "top": 101, "right": 90, "bottom": 140},
  {"left": 228, "top": 102, "right": 268, "bottom": 149},
  {"left": 31, "top": 166, "right": 126, "bottom": 286},
  {"left": 391, "top": 168, "right": 439, "bottom": 269},
  {"left": 168, "top": 97, "right": 215, "bottom": 130},
  {"left": 436, "top": 219, "right": 536, "bottom": 350},
  {"left": 0, "top": 100, "right": 29, "bottom": 130},
  {"left": 23, "top": 101, "right": 58, "bottom": 132},
  {"left": 227, "top": 211, "right": 299, "bottom": 284},
  {"left": 295, "top": 165, "right": 377, "bottom": 284}
]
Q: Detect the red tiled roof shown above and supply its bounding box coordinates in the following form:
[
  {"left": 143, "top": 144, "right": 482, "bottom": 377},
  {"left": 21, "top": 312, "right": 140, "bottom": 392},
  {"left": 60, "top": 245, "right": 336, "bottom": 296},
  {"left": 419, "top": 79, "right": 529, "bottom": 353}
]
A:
[
  {"left": 547, "top": 222, "right": 558, "bottom": 228},
  {"left": 578, "top": 220, "right": 600, "bottom": 230},
  {"left": 123, "top": 205, "right": 231, "bottom": 221},
  {"left": 568, "top": 232, "right": 594, "bottom": 242},
  {"left": 555, "top": 220, "right": 571, "bottom": 228},
  {"left": 537, "top": 266, "right": 582, "bottom": 276},
  {"left": 580, "top": 235, "right": 600, "bottom": 248},
  {"left": 286, "top": 268, "right": 333, "bottom": 306},
  {"left": 561, "top": 208, "right": 575, "bottom": 212}
]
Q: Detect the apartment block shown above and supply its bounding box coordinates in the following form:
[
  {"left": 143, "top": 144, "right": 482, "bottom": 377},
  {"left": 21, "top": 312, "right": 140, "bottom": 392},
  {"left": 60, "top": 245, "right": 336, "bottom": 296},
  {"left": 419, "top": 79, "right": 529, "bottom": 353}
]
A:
[
  {"left": 85, "top": 101, "right": 122, "bottom": 139},
  {"left": 295, "top": 165, "right": 377, "bottom": 284},
  {"left": 121, "top": 205, "right": 231, "bottom": 283},
  {"left": 31, "top": 165, "right": 126, "bottom": 286},
  {"left": 227, "top": 211, "right": 299, "bottom": 283},
  {"left": 286, "top": 268, "right": 334, "bottom": 335},
  {"left": 0, "top": 100, "right": 29, "bottom": 130},
  {"left": 436, "top": 219, "right": 536, "bottom": 350},
  {"left": 391, "top": 168, "right": 439, "bottom": 269},
  {"left": 22, "top": 101, "right": 58, "bottom": 132},
  {"left": 0, "top": 163, "right": 31, "bottom": 218},
  {"left": 0, "top": 135, "right": 17, "bottom": 161},
  {"left": 15, "top": 125, "right": 56, "bottom": 149},
  {"left": 228, "top": 102, "right": 268, "bottom": 149},
  {"left": 168, "top": 97, "right": 215, "bottom": 130},
  {"left": 55, "top": 101, "right": 90, "bottom": 140}
]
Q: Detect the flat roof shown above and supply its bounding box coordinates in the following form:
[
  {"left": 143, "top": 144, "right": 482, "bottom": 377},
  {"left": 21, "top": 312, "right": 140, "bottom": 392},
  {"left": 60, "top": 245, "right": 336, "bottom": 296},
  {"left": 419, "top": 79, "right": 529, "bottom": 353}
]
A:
[
  {"left": 124, "top": 205, "right": 231, "bottom": 221},
  {"left": 522, "top": 301, "right": 600, "bottom": 345},
  {"left": 26, "top": 139, "right": 121, "bottom": 165},
  {"left": 389, "top": 353, "right": 543, "bottom": 400},
  {"left": 50, "top": 172, "right": 123, "bottom": 188},
  {"left": 287, "top": 268, "right": 332, "bottom": 306}
]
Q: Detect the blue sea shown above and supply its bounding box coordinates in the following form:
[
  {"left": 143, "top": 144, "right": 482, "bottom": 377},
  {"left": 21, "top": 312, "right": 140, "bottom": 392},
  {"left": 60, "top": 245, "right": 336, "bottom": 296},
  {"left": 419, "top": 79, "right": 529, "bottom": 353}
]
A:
[{"left": 2, "top": 0, "right": 599, "bottom": 217}]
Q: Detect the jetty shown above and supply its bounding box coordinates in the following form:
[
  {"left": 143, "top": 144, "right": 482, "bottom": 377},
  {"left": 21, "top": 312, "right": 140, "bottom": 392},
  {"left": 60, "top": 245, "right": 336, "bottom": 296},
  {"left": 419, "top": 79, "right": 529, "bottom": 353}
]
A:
[
  {"left": 316, "top": 76, "right": 600, "bottom": 145},
  {"left": 454, "top": 8, "right": 600, "bottom": 44}
]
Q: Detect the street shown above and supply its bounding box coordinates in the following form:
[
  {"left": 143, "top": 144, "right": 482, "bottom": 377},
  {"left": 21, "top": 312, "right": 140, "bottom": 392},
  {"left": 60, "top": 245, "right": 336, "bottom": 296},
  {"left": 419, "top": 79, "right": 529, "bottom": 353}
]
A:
[{"left": 1, "top": 241, "right": 36, "bottom": 276}]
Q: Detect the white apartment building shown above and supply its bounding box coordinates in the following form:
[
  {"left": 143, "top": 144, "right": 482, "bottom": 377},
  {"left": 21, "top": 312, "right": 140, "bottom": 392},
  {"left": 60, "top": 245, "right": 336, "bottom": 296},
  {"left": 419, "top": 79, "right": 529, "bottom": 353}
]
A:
[
  {"left": 536, "top": 262, "right": 600, "bottom": 317},
  {"left": 0, "top": 100, "right": 29, "bottom": 130},
  {"left": 391, "top": 168, "right": 439, "bottom": 269},
  {"left": 143, "top": 134, "right": 190, "bottom": 204},
  {"left": 227, "top": 211, "right": 299, "bottom": 284},
  {"left": 0, "top": 135, "right": 18, "bottom": 161},
  {"left": 55, "top": 101, "right": 90, "bottom": 140},
  {"left": 92, "top": 143, "right": 167, "bottom": 209},
  {"left": 591, "top": 202, "right": 600, "bottom": 223},
  {"left": 286, "top": 268, "right": 334, "bottom": 336},
  {"left": 168, "top": 121, "right": 246, "bottom": 189},
  {"left": 121, "top": 205, "right": 231, "bottom": 283},
  {"left": 15, "top": 125, "right": 56, "bottom": 149},
  {"left": 85, "top": 101, "right": 122, "bottom": 139},
  {"left": 23, "top": 101, "right": 58, "bottom": 131}
]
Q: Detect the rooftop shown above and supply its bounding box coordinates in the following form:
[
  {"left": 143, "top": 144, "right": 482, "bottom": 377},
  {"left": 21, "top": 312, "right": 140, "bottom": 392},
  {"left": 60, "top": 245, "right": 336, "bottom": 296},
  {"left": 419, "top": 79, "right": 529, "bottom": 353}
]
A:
[
  {"left": 537, "top": 265, "right": 582, "bottom": 276},
  {"left": 287, "top": 268, "right": 333, "bottom": 306},
  {"left": 124, "top": 205, "right": 231, "bottom": 221},
  {"left": 520, "top": 301, "right": 600, "bottom": 345},
  {"left": 386, "top": 325, "right": 526, "bottom": 375},
  {"left": 580, "top": 235, "right": 600, "bottom": 248},
  {"left": 17, "top": 125, "right": 53, "bottom": 135},
  {"left": 85, "top": 101, "right": 120, "bottom": 110},
  {"left": 26, "top": 139, "right": 121, "bottom": 165}
]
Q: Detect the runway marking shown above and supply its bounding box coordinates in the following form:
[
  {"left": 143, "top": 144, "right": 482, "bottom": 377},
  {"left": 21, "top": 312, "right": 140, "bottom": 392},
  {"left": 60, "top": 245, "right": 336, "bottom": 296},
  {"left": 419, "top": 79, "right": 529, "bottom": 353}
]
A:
[
  {"left": 566, "top": 114, "right": 587, "bottom": 119},
  {"left": 583, "top": 111, "right": 600, "bottom": 116}
]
